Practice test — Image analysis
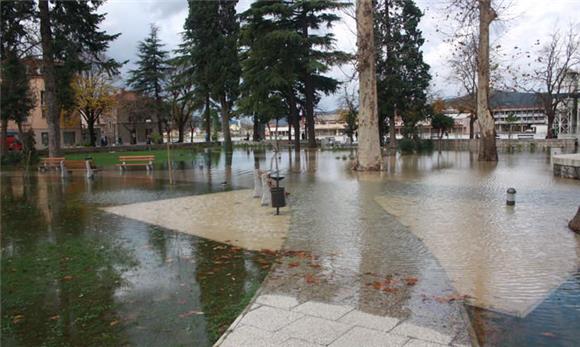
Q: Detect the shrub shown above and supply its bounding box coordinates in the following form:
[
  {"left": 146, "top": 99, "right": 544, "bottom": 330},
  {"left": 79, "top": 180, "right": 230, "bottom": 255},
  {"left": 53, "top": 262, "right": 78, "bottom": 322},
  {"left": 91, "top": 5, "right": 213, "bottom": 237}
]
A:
[
  {"left": 416, "top": 139, "right": 434, "bottom": 153},
  {"left": 398, "top": 138, "right": 415, "bottom": 154}
]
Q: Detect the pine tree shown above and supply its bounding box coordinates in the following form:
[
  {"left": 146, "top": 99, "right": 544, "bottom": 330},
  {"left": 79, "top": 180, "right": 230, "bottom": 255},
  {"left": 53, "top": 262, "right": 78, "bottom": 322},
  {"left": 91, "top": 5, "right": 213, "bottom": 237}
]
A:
[
  {"left": 183, "top": 0, "right": 240, "bottom": 151},
  {"left": 182, "top": 0, "right": 216, "bottom": 143},
  {"left": 240, "top": 0, "right": 303, "bottom": 149},
  {"left": 240, "top": 0, "right": 349, "bottom": 149},
  {"left": 293, "top": 0, "right": 350, "bottom": 148},
  {"left": 375, "top": 0, "right": 431, "bottom": 148},
  {"left": 127, "top": 24, "right": 169, "bottom": 143},
  {"left": 38, "top": 0, "right": 121, "bottom": 156}
]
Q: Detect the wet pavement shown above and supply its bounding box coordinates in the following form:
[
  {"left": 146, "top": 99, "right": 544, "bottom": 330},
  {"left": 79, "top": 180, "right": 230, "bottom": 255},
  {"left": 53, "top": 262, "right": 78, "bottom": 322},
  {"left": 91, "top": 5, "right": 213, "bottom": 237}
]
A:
[{"left": 2, "top": 148, "right": 580, "bottom": 346}]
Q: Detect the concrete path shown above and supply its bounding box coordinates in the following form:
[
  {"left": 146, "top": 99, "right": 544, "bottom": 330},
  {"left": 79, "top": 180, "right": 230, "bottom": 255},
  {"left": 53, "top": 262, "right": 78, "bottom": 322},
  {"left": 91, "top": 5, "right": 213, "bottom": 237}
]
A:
[{"left": 215, "top": 294, "right": 469, "bottom": 347}]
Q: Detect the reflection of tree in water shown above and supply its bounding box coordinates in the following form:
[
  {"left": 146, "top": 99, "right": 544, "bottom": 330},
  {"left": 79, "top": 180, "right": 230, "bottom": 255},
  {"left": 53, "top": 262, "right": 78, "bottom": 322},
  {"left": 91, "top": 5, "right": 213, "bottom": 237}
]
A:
[
  {"left": 195, "top": 239, "right": 252, "bottom": 342},
  {"left": 1, "top": 175, "right": 135, "bottom": 346},
  {"left": 148, "top": 226, "right": 169, "bottom": 262}
]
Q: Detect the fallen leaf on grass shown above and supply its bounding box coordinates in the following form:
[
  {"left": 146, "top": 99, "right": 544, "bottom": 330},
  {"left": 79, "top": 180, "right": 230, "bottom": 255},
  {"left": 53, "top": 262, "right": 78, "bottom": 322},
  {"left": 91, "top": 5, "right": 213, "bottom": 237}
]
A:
[
  {"left": 49, "top": 315, "right": 60, "bottom": 321},
  {"left": 288, "top": 262, "right": 300, "bottom": 268},
  {"left": 404, "top": 277, "right": 418, "bottom": 286},
  {"left": 305, "top": 273, "right": 318, "bottom": 284},
  {"left": 63, "top": 275, "right": 73, "bottom": 281},
  {"left": 110, "top": 320, "right": 119, "bottom": 326}
]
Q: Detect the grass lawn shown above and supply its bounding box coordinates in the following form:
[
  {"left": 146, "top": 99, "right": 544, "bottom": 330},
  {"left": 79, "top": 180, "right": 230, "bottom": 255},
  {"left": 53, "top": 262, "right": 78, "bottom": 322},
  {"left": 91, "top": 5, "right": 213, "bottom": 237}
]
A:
[{"left": 65, "top": 148, "right": 201, "bottom": 167}]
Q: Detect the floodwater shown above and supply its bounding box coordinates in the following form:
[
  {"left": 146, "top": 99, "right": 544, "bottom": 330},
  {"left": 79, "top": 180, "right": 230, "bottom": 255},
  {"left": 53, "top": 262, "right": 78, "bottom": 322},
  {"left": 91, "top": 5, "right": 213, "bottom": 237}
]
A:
[{"left": 2, "top": 148, "right": 580, "bottom": 346}]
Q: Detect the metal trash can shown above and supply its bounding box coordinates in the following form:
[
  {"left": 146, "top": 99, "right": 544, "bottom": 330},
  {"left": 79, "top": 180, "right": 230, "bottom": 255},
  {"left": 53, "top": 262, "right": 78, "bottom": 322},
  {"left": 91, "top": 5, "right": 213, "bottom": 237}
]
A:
[{"left": 271, "top": 187, "right": 286, "bottom": 208}]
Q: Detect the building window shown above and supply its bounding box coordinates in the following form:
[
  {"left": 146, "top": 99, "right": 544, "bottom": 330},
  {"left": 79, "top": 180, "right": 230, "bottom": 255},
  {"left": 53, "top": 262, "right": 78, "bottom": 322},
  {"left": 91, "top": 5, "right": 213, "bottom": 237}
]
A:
[
  {"left": 40, "top": 91, "right": 45, "bottom": 106},
  {"left": 41, "top": 132, "right": 49, "bottom": 146},
  {"left": 63, "top": 132, "right": 76, "bottom": 146}
]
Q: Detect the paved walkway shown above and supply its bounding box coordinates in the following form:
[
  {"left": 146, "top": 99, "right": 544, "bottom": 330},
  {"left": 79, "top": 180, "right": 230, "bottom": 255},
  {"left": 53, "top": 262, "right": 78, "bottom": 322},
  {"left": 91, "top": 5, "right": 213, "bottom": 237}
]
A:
[{"left": 216, "top": 294, "right": 469, "bottom": 347}]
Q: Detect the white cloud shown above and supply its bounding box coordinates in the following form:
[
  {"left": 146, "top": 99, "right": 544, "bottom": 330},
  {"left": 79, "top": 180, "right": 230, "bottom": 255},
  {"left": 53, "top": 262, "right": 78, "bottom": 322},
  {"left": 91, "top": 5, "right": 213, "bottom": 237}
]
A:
[{"left": 100, "top": 0, "right": 580, "bottom": 110}]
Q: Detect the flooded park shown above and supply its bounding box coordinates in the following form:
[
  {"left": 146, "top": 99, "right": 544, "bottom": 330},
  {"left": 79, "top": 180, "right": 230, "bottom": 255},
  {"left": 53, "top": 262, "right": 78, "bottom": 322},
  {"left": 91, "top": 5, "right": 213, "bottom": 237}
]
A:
[{"left": 1, "top": 147, "right": 579, "bottom": 347}]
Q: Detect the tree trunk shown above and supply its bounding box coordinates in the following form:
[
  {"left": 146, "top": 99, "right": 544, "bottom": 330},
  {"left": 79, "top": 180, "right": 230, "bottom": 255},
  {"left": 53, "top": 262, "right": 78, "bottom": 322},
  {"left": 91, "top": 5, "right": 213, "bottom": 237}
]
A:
[
  {"left": 476, "top": 0, "right": 498, "bottom": 161},
  {"left": 289, "top": 91, "right": 300, "bottom": 152},
  {"left": 388, "top": 111, "right": 397, "bottom": 150},
  {"left": 302, "top": 23, "right": 317, "bottom": 148},
  {"left": 205, "top": 92, "right": 211, "bottom": 142},
  {"left": 220, "top": 96, "right": 233, "bottom": 152},
  {"left": 39, "top": 0, "right": 61, "bottom": 157},
  {"left": 253, "top": 115, "right": 260, "bottom": 141},
  {"left": 87, "top": 118, "right": 97, "bottom": 147},
  {"left": 0, "top": 117, "right": 8, "bottom": 156},
  {"left": 355, "top": 0, "right": 382, "bottom": 171},
  {"left": 469, "top": 114, "right": 475, "bottom": 139},
  {"left": 178, "top": 122, "right": 185, "bottom": 143},
  {"left": 546, "top": 111, "right": 555, "bottom": 138}
]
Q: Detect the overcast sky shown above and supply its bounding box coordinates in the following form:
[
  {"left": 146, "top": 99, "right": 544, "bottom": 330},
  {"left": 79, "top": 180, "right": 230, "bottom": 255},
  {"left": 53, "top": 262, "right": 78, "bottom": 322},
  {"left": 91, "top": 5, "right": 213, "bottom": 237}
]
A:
[{"left": 99, "top": 0, "right": 580, "bottom": 112}]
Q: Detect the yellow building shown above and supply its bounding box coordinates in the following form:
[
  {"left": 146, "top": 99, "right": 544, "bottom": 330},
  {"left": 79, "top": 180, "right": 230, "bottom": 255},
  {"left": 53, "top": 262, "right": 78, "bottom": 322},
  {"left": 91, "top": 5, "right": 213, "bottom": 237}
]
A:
[{"left": 7, "top": 59, "right": 82, "bottom": 149}]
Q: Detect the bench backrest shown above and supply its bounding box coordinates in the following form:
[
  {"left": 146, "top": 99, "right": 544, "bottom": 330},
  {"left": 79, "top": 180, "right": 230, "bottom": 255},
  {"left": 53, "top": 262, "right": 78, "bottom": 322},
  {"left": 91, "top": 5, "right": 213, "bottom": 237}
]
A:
[
  {"left": 63, "top": 159, "right": 94, "bottom": 169},
  {"left": 41, "top": 157, "right": 65, "bottom": 163},
  {"left": 119, "top": 156, "right": 155, "bottom": 162}
]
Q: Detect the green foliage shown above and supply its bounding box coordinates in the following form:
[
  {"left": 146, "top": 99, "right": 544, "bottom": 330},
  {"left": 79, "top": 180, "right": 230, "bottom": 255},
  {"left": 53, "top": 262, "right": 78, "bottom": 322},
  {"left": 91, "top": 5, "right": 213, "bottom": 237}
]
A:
[
  {"left": 375, "top": 0, "right": 431, "bottom": 139},
  {"left": 1, "top": 52, "right": 35, "bottom": 126},
  {"left": 431, "top": 113, "right": 455, "bottom": 136},
  {"left": 239, "top": 0, "right": 350, "bottom": 137},
  {"left": 416, "top": 138, "right": 434, "bottom": 152},
  {"left": 46, "top": 1, "right": 122, "bottom": 110},
  {"left": 183, "top": 0, "right": 241, "bottom": 149},
  {"left": 398, "top": 137, "right": 416, "bottom": 154}
]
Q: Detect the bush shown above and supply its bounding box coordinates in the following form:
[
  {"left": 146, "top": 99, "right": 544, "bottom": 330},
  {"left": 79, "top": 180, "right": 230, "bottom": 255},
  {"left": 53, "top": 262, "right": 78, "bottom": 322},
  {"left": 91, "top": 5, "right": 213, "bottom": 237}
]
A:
[
  {"left": 416, "top": 139, "right": 434, "bottom": 153},
  {"left": 398, "top": 138, "right": 416, "bottom": 154}
]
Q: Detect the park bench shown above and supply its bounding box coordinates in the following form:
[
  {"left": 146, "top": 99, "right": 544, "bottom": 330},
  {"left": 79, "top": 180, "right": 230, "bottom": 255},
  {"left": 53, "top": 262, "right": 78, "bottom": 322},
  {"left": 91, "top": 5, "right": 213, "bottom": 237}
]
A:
[
  {"left": 517, "top": 133, "right": 534, "bottom": 139},
  {"left": 39, "top": 157, "right": 65, "bottom": 172},
  {"left": 39, "top": 157, "right": 97, "bottom": 178},
  {"left": 117, "top": 155, "right": 155, "bottom": 172}
]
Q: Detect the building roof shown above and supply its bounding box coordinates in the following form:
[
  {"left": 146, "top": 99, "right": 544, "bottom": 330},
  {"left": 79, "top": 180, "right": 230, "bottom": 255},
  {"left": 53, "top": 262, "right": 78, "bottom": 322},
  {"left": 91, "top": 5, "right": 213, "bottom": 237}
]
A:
[{"left": 446, "top": 90, "right": 543, "bottom": 111}]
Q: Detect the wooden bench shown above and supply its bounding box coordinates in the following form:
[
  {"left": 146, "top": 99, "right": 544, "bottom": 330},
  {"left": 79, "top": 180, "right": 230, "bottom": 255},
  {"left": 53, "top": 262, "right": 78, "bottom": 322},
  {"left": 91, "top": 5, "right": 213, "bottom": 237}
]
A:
[
  {"left": 39, "top": 157, "right": 65, "bottom": 172},
  {"left": 117, "top": 155, "right": 155, "bottom": 172},
  {"left": 40, "top": 158, "right": 97, "bottom": 178}
]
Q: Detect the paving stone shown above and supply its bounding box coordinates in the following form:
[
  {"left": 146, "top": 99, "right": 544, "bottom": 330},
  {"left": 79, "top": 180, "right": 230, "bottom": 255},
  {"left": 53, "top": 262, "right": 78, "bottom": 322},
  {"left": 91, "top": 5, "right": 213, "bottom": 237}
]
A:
[
  {"left": 391, "top": 322, "right": 453, "bottom": 345},
  {"left": 279, "top": 316, "right": 352, "bottom": 345},
  {"left": 280, "top": 338, "right": 324, "bottom": 347},
  {"left": 292, "top": 301, "right": 354, "bottom": 320},
  {"left": 329, "top": 327, "right": 409, "bottom": 347},
  {"left": 256, "top": 294, "right": 300, "bottom": 310},
  {"left": 240, "top": 306, "right": 304, "bottom": 332},
  {"left": 404, "top": 338, "right": 447, "bottom": 347},
  {"left": 220, "top": 324, "right": 286, "bottom": 347},
  {"left": 338, "top": 310, "right": 399, "bottom": 332}
]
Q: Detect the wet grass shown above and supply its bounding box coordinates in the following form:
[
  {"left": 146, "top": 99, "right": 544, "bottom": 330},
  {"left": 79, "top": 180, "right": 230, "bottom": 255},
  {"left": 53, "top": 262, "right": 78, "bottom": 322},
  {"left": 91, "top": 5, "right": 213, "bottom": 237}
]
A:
[
  {"left": 65, "top": 148, "right": 201, "bottom": 167},
  {"left": 1, "top": 237, "right": 137, "bottom": 346}
]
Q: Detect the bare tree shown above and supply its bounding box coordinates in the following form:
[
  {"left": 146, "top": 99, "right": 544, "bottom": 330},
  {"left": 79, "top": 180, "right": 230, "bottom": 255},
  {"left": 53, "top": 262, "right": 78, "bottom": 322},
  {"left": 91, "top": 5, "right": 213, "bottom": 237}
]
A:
[
  {"left": 447, "top": 0, "right": 501, "bottom": 160},
  {"left": 449, "top": 34, "right": 478, "bottom": 138},
  {"left": 516, "top": 25, "right": 580, "bottom": 138},
  {"left": 355, "top": 0, "right": 382, "bottom": 170}
]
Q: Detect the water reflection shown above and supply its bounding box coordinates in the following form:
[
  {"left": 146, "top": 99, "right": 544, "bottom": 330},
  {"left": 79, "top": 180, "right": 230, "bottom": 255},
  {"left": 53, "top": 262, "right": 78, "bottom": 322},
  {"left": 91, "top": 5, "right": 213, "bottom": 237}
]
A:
[
  {"left": 1, "top": 173, "right": 272, "bottom": 347},
  {"left": 2, "top": 149, "right": 579, "bottom": 347}
]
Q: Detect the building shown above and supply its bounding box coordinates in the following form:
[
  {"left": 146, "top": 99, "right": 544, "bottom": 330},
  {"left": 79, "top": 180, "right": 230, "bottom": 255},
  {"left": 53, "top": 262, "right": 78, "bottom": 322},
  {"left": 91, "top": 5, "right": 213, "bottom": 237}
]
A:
[
  {"left": 444, "top": 91, "right": 548, "bottom": 139},
  {"left": 265, "top": 112, "right": 347, "bottom": 141},
  {"left": 556, "top": 70, "right": 580, "bottom": 140},
  {"left": 7, "top": 59, "right": 82, "bottom": 149},
  {"left": 94, "top": 90, "right": 161, "bottom": 145}
]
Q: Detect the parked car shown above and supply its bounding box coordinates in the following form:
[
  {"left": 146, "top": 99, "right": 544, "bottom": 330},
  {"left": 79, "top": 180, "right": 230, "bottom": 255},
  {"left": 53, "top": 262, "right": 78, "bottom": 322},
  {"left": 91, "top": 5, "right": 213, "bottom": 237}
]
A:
[{"left": 4, "top": 134, "right": 23, "bottom": 151}]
